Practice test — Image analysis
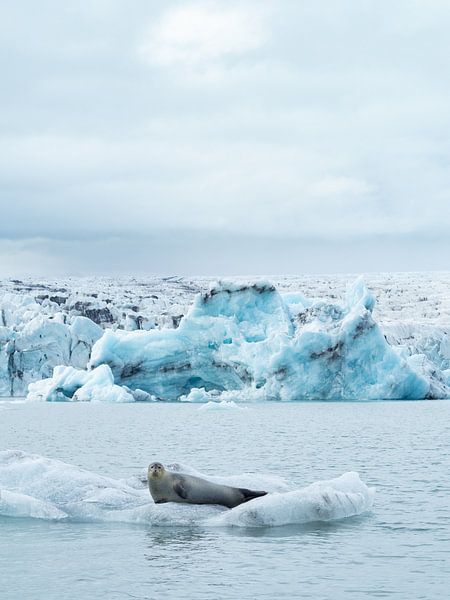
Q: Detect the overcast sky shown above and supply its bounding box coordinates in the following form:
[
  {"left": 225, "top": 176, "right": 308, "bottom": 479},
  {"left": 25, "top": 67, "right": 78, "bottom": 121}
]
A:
[{"left": 0, "top": 1, "right": 449, "bottom": 276}]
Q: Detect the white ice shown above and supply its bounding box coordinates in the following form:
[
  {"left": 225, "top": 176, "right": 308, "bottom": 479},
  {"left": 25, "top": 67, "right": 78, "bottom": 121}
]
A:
[
  {"left": 0, "top": 451, "right": 374, "bottom": 527},
  {"left": 210, "top": 472, "right": 374, "bottom": 527},
  {"left": 197, "top": 400, "right": 246, "bottom": 411},
  {"left": 27, "top": 364, "right": 134, "bottom": 403},
  {"left": 0, "top": 489, "right": 67, "bottom": 520}
]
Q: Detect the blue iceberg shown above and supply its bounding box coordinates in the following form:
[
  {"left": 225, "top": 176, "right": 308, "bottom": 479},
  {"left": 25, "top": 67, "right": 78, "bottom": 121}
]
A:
[{"left": 25, "top": 277, "right": 442, "bottom": 402}]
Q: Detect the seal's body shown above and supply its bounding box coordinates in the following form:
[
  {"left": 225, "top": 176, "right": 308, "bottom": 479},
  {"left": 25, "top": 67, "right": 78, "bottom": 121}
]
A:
[{"left": 148, "top": 462, "right": 267, "bottom": 509}]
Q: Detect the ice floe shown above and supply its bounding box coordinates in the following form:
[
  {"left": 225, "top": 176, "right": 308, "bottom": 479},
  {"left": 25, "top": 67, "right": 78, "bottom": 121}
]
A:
[
  {"left": 210, "top": 472, "right": 374, "bottom": 527},
  {"left": 0, "top": 451, "right": 374, "bottom": 527},
  {"left": 0, "top": 489, "right": 68, "bottom": 520}
]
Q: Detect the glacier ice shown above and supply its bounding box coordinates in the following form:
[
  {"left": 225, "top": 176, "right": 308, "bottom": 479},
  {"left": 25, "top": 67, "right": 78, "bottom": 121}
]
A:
[
  {"left": 0, "top": 450, "right": 144, "bottom": 521},
  {"left": 0, "top": 295, "right": 104, "bottom": 396},
  {"left": 0, "top": 450, "right": 374, "bottom": 527},
  {"left": 197, "top": 399, "right": 246, "bottom": 411},
  {"left": 69, "top": 317, "right": 103, "bottom": 369},
  {"left": 209, "top": 472, "right": 375, "bottom": 527},
  {"left": 0, "top": 275, "right": 447, "bottom": 402},
  {"left": 82, "top": 278, "right": 434, "bottom": 401},
  {"left": 27, "top": 364, "right": 134, "bottom": 403},
  {"left": 0, "top": 489, "right": 68, "bottom": 520},
  {"left": 0, "top": 278, "right": 193, "bottom": 397}
]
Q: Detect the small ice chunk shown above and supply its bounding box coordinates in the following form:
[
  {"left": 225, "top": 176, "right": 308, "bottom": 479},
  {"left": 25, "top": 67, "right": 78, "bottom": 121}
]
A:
[{"left": 198, "top": 400, "right": 245, "bottom": 411}]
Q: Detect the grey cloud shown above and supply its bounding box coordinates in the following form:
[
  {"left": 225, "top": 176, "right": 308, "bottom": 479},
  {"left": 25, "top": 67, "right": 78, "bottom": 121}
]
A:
[
  {"left": 0, "top": 233, "right": 448, "bottom": 279},
  {"left": 0, "top": 1, "right": 449, "bottom": 275}
]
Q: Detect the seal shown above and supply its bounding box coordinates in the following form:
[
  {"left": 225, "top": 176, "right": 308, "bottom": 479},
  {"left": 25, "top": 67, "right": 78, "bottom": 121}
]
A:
[{"left": 148, "top": 462, "right": 267, "bottom": 508}]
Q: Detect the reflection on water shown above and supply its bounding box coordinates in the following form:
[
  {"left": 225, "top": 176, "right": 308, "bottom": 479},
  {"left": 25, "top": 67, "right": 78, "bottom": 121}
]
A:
[
  {"left": 1, "top": 401, "right": 450, "bottom": 600},
  {"left": 224, "top": 514, "right": 372, "bottom": 539},
  {"left": 146, "top": 527, "right": 209, "bottom": 550}
]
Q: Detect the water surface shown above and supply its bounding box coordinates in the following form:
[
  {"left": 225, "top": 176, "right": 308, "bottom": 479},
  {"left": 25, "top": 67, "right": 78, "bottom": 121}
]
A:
[{"left": 1, "top": 400, "right": 449, "bottom": 599}]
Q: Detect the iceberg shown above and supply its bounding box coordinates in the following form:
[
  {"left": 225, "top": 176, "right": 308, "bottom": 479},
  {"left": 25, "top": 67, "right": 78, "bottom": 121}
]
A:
[
  {"left": 84, "top": 278, "right": 433, "bottom": 401},
  {"left": 21, "top": 277, "right": 450, "bottom": 402},
  {"left": 69, "top": 316, "right": 103, "bottom": 369},
  {"left": 27, "top": 364, "right": 134, "bottom": 403},
  {"left": 2, "top": 273, "right": 449, "bottom": 400},
  {"left": 268, "top": 280, "right": 430, "bottom": 401},
  {"left": 0, "top": 451, "right": 374, "bottom": 527}
]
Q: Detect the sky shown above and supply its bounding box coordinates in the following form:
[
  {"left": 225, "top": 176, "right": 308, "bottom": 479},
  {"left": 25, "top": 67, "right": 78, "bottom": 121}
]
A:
[{"left": 0, "top": 0, "right": 449, "bottom": 276}]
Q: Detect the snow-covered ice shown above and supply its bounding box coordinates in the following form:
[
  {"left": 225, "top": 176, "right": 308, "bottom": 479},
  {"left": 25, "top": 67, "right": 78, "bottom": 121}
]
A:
[{"left": 0, "top": 450, "right": 374, "bottom": 527}]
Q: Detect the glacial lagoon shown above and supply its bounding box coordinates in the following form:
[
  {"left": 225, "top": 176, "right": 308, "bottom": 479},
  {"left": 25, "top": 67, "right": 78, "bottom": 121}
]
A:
[{"left": 1, "top": 400, "right": 450, "bottom": 599}]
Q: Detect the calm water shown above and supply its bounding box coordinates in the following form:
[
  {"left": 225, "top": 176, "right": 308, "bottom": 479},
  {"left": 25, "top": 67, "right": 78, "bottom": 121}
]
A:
[{"left": 1, "top": 400, "right": 450, "bottom": 600}]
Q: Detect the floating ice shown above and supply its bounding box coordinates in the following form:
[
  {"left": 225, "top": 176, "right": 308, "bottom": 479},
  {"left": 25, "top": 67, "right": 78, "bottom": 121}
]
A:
[
  {"left": 0, "top": 451, "right": 374, "bottom": 527},
  {"left": 2, "top": 273, "right": 449, "bottom": 400},
  {"left": 22, "top": 277, "right": 450, "bottom": 402},
  {"left": 209, "top": 472, "right": 375, "bottom": 527},
  {"left": 0, "top": 450, "right": 145, "bottom": 521},
  {"left": 197, "top": 400, "right": 245, "bottom": 411},
  {"left": 85, "top": 279, "right": 434, "bottom": 401},
  {"left": 180, "top": 387, "right": 265, "bottom": 404},
  {"left": 0, "top": 489, "right": 67, "bottom": 520},
  {"left": 27, "top": 364, "right": 134, "bottom": 403}
]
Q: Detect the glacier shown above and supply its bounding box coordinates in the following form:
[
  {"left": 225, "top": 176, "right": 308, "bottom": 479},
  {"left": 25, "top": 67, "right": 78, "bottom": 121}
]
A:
[
  {"left": 27, "top": 277, "right": 448, "bottom": 402},
  {"left": 0, "top": 274, "right": 448, "bottom": 402},
  {"left": 0, "top": 290, "right": 104, "bottom": 396},
  {"left": 0, "top": 277, "right": 195, "bottom": 396},
  {"left": 0, "top": 450, "right": 374, "bottom": 527}
]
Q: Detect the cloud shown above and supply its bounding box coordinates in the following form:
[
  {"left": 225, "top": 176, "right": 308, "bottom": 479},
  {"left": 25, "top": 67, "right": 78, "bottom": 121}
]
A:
[
  {"left": 1, "top": 233, "right": 449, "bottom": 278},
  {"left": 0, "top": 1, "right": 449, "bottom": 274},
  {"left": 138, "top": 2, "right": 268, "bottom": 68},
  {"left": 308, "top": 176, "right": 374, "bottom": 199}
]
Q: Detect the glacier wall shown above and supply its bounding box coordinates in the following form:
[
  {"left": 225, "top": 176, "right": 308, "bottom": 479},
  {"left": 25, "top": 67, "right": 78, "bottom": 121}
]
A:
[
  {"left": 0, "top": 292, "right": 103, "bottom": 396},
  {"left": 0, "top": 278, "right": 196, "bottom": 396},
  {"left": 26, "top": 278, "right": 450, "bottom": 401}
]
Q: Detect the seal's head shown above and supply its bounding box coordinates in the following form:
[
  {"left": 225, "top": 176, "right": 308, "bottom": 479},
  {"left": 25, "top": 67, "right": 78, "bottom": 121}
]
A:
[{"left": 148, "top": 462, "right": 165, "bottom": 480}]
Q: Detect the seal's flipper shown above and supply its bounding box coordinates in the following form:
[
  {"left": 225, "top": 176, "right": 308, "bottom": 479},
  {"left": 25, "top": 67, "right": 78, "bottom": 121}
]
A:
[
  {"left": 239, "top": 488, "right": 267, "bottom": 503},
  {"left": 174, "top": 480, "right": 188, "bottom": 499}
]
